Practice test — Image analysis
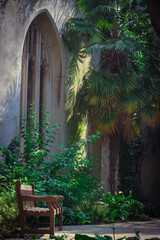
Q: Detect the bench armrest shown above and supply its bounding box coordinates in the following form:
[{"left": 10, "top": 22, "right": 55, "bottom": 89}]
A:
[
  {"left": 55, "top": 195, "right": 65, "bottom": 200},
  {"left": 21, "top": 195, "right": 64, "bottom": 203}
]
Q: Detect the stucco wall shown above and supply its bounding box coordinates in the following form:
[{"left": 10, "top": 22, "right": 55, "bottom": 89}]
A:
[{"left": 0, "top": 0, "right": 76, "bottom": 149}]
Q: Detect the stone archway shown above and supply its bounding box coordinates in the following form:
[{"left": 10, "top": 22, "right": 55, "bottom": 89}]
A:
[{"left": 20, "top": 12, "right": 63, "bottom": 153}]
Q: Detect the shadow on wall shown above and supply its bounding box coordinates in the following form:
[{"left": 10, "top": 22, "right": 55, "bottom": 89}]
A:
[
  {"left": 0, "top": 72, "right": 21, "bottom": 122},
  {"left": 0, "top": 73, "right": 21, "bottom": 147}
]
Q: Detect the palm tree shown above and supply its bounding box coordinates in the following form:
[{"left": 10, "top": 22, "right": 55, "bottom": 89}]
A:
[{"left": 64, "top": 0, "right": 160, "bottom": 192}]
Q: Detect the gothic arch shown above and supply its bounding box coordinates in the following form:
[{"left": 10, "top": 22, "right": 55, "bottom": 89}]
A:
[
  {"left": 21, "top": 11, "right": 63, "bottom": 119},
  {"left": 20, "top": 11, "right": 63, "bottom": 152}
]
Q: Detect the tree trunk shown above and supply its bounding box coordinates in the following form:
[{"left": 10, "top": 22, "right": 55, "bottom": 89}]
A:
[
  {"left": 108, "top": 133, "right": 120, "bottom": 193},
  {"left": 101, "top": 139, "right": 110, "bottom": 193}
]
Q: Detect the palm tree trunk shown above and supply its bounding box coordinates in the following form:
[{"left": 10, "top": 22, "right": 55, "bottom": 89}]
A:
[
  {"left": 108, "top": 133, "right": 120, "bottom": 193},
  {"left": 101, "top": 139, "right": 110, "bottom": 193}
]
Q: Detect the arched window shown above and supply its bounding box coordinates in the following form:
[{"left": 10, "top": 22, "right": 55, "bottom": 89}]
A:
[
  {"left": 21, "top": 19, "right": 49, "bottom": 121},
  {"left": 20, "top": 12, "right": 63, "bottom": 153}
]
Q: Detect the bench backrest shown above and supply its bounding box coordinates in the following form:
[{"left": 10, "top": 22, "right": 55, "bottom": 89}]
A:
[{"left": 15, "top": 180, "right": 36, "bottom": 211}]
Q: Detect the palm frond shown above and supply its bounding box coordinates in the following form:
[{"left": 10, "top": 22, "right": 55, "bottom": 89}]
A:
[
  {"left": 87, "top": 70, "right": 122, "bottom": 97},
  {"left": 91, "top": 5, "right": 118, "bottom": 16},
  {"left": 86, "top": 38, "right": 141, "bottom": 54},
  {"left": 118, "top": 66, "right": 137, "bottom": 93},
  {"left": 65, "top": 18, "right": 98, "bottom": 38},
  {"left": 95, "top": 113, "right": 119, "bottom": 134},
  {"left": 90, "top": 5, "right": 119, "bottom": 27},
  {"left": 140, "top": 106, "right": 160, "bottom": 126},
  {"left": 120, "top": 91, "right": 140, "bottom": 114},
  {"left": 76, "top": 0, "right": 110, "bottom": 15}
]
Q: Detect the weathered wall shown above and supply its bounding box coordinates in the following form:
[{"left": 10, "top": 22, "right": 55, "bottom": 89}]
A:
[{"left": 0, "top": 0, "right": 76, "bottom": 150}]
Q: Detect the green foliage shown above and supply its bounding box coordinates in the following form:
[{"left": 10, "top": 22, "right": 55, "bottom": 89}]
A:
[
  {"left": 63, "top": 208, "right": 90, "bottom": 225},
  {"left": 63, "top": 202, "right": 108, "bottom": 225},
  {"left": 20, "top": 105, "right": 60, "bottom": 162},
  {"left": 0, "top": 187, "right": 19, "bottom": 238},
  {"left": 101, "top": 192, "right": 144, "bottom": 221},
  {"left": 50, "top": 234, "right": 68, "bottom": 240},
  {"left": 87, "top": 203, "right": 109, "bottom": 223},
  {"left": 31, "top": 234, "right": 37, "bottom": 240},
  {"left": 0, "top": 108, "right": 102, "bottom": 236},
  {"left": 75, "top": 234, "right": 97, "bottom": 240}
]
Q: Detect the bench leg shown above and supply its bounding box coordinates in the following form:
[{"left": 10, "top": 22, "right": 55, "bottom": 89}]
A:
[
  {"left": 50, "top": 214, "right": 55, "bottom": 237},
  {"left": 20, "top": 215, "right": 25, "bottom": 237},
  {"left": 58, "top": 212, "right": 63, "bottom": 231},
  {"left": 34, "top": 216, "right": 38, "bottom": 229}
]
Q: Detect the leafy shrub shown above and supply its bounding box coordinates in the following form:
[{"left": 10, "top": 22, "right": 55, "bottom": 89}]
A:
[
  {"left": 102, "top": 192, "right": 144, "bottom": 221},
  {"left": 63, "top": 208, "right": 90, "bottom": 225},
  {"left": 0, "top": 188, "right": 19, "bottom": 238},
  {"left": 0, "top": 107, "right": 102, "bottom": 232},
  {"left": 0, "top": 107, "right": 145, "bottom": 237},
  {"left": 63, "top": 202, "right": 109, "bottom": 225},
  {"left": 88, "top": 203, "right": 109, "bottom": 223}
]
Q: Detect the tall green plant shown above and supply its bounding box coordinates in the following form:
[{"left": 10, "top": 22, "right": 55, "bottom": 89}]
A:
[{"left": 21, "top": 105, "right": 61, "bottom": 162}]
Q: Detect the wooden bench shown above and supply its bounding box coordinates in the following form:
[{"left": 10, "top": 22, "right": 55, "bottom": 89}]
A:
[{"left": 15, "top": 180, "right": 64, "bottom": 237}]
